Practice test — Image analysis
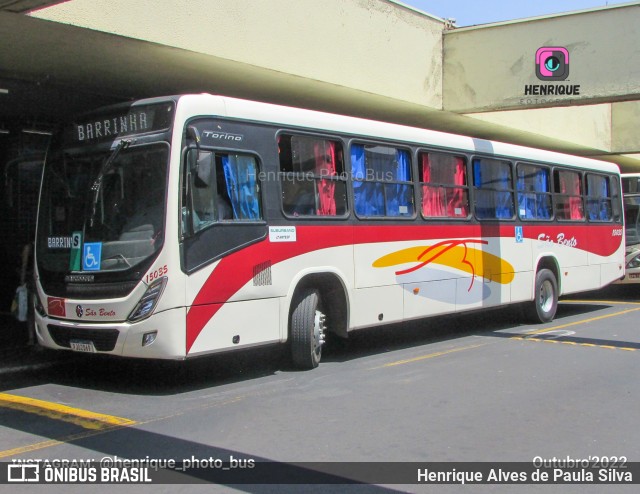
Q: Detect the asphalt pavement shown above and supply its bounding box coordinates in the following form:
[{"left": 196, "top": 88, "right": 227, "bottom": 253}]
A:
[
  {"left": 0, "top": 314, "right": 67, "bottom": 375},
  {"left": 1, "top": 283, "right": 636, "bottom": 375}
]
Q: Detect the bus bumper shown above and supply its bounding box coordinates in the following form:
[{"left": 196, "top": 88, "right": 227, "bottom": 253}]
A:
[{"left": 34, "top": 307, "right": 187, "bottom": 360}]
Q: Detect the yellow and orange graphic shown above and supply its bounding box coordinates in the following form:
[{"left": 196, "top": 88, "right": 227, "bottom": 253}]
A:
[{"left": 373, "top": 239, "right": 515, "bottom": 290}]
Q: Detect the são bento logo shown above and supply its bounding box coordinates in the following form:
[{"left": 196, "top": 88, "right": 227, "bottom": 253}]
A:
[
  {"left": 523, "top": 46, "right": 580, "bottom": 100},
  {"left": 535, "top": 47, "right": 569, "bottom": 80}
]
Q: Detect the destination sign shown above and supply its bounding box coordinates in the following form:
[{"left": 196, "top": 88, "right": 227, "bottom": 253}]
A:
[{"left": 66, "top": 102, "right": 174, "bottom": 144}]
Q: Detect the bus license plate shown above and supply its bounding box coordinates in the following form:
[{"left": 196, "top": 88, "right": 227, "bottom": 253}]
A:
[{"left": 70, "top": 340, "right": 97, "bottom": 353}]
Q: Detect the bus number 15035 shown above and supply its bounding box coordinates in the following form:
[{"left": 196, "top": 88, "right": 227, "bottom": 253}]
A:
[{"left": 146, "top": 265, "right": 168, "bottom": 284}]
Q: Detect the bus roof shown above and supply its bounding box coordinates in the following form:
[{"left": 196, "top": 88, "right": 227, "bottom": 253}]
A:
[{"left": 170, "top": 93, "right": 620, "bottom": 174}]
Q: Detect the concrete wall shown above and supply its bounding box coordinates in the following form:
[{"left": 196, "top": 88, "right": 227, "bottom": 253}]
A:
[
  {"left": 444, "top": 3, "right": 640, "bottom": 166},
  {"left": 31, "top": 0, "right": 446, "bottom": 109},
  {"left": 465, "top": 104, "right": 612, "bottom": 154},
  {"left": 443, "top": 4, "right": 640, "bottom": 113},
  {"left": 612, "top": 100, "right": 640, "bottom": 154},
  {"left": 465, "top": 98, "right": 640, "bottom": 158},
  {"left": 26, "top": 0, "right": 640, "bottom": 170}
]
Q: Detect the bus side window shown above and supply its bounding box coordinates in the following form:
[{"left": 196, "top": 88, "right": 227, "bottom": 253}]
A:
[
  {"left": 189, "top": 151, "right": 216, "bottom": 233},
  {"left": 611, "top": 175, "right": 622, "bottom": 222},
  {"left": 586, "top": 173, "right": 612, "bottom": 222},
  {"left": 182, "top": 149, "right": 262, "bottom": 237},
  {"left": 554, "top": 169, "right": 584, "bottom": 221},
  {"left": 217, "top": 154, "right": 261, "bottom": 220},
  {"left": 419, "top": 151, "right": 469, "bottom": 218},
  {"left": 279, "top": 134, "right": 347, "bottom": 217},
  {"left": 472, "top": 157, "right": 514, "bottom": 220},
  {"left": 351, "top": 143, "right": 413, "bottom": 218},
  {"left": 516, "top": 163, "right": 551, "bottom": 220}
]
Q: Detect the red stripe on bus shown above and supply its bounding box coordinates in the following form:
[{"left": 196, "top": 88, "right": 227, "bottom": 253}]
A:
[
  {"left": 185, "top": 223, "right": 621, "bottom": 352},
  {"left": 186, "top": 227, "right": 353, "bottom": 352}
]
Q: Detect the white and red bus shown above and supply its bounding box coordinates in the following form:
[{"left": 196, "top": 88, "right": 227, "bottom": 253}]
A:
[{"left": 33, "top": 94, "right": 625, "bottom": 368}]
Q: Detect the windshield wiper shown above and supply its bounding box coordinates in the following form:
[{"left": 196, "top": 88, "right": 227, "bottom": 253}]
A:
[
  {"left": 103, "top": 253, "right": 132, "bottom": 268},
  {"left": 89, "top": 139, "right": 135, "bottom": 227}
]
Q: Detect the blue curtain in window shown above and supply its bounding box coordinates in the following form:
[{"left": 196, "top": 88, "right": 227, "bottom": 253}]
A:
[
  {"left": 535, "top": 169, "right": 550, "bottom": 219},
  {"left": 474, "top": 159, "right": 513, "bottom": 219},
  {"left": 473, "top": 160, "right": 491, "bottom": 218},
  {"left": 597, "top": 177, "right": 610, "bottom": 220},
  {"left": 352, "top": 144, "right": 383, "bottom": 216},
  {"left": 518, "top": 168, "right": 550, "bottom": 219},
  {"left": 586, "top": 176, "right": 609, "bottom": 221},
  {"left": 396, "top": 149, "right": 410, "bottom": 181},
  {"left": 222, "top": 155, "right": 260, "bottom": 220},
  {"left": 495, "top": 165, "right": 513, "bottom": 219},
  {"left": 351, "top": 144, "right": 367, "bottom": 215},
  {"left": 516, "top": 172, "right": 533, "bottom": 219},
  {"left": 364, "top": 148, "right": 386, "bottom": 216},
  {"left": 386, "top": 150, "right": 411, "bottom": 216}
]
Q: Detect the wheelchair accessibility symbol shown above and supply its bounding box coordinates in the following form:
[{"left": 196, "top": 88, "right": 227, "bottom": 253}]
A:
[
  {"left": 515, "top": 226, "right": 524, "bottom": 243},
  {"left": 83, "top": 242, "right": 102, "bottom": 271}
]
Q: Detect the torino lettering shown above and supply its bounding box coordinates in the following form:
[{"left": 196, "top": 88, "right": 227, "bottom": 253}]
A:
[
  {"left": 77, "top": 112, "right": 149, "bottom": 141},
  {"left": 201, "top": 130, "right": 243, "bottom": 141}
]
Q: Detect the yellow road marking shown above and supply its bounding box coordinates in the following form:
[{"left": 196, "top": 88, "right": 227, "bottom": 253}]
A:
[
  {"left": 0, "top": 393, "right": 135, "bottom": 431},
  {"left": 563, "top": 299, "right": 640, "bottom": 306},
  {"left": 512, "top": 337, "right": 637, "bottom": 353},
  {"left": 380, "top": 343, "right": 487, "bottom": 368},
  {"left": 524, "top": 307, "right": 640, "bottom": 335},
  {"left": 380, "top": 301, "right": 640, "bottom": 367},
  {"left": 0, "top": 392, "right": 248, "bottom": 459},
  {"left": 0, "top": 428, "right": 124, "bottom": 459},
  {"left": 515, "top": 301, "right": 640, "bottom": 352}
]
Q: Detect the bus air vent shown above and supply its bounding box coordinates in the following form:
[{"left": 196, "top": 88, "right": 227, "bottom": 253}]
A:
[{"left": 253, "top": 261, "right": 272, "bottom": 286}]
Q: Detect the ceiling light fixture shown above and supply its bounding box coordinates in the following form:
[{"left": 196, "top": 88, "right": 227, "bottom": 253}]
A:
[{"left": 22, "top": 128, "right": 52, "bottom": 136}]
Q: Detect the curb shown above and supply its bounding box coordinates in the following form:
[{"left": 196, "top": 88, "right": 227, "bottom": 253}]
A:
[{"left": 0, "top": 345, "right": 67, "bottom": 375}]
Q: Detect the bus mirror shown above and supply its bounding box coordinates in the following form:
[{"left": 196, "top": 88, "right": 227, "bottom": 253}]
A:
[{"left": 187, "top": 125, "right": 201, "bottom": 149}]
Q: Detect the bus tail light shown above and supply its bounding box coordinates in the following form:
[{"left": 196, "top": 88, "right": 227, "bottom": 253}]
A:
[{"left": 128, "top": 277, "right": 167, "bottom": 322}]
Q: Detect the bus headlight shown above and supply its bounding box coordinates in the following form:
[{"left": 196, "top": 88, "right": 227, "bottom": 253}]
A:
[{"left": 128, "top": 277, "right": 167, "bottom": 322}]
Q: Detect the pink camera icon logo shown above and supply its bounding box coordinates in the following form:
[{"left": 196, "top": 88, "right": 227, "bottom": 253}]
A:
[{"left": 535, "top": 47, "right": 569, "bottom": 81}]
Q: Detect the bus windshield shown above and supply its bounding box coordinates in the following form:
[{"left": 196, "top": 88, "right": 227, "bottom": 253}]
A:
[{"left": 36, "top": 142, "right": 168, "bottom": 274}]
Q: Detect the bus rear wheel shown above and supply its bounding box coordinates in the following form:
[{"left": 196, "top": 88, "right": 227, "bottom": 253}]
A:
[
  {"left": 527, "top": 268, "right": 558, "bottom": 323},
  {"left": 290, "top": 288, "right": 326, "bottom": 369}
]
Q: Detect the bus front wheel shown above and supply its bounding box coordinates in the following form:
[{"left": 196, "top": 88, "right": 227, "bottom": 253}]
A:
[
  {"left": 290, "top": 288, "right": 326, "bottom": 369},
  {"left": 528, "top": 269, "right": 558, "bottom": 323}
]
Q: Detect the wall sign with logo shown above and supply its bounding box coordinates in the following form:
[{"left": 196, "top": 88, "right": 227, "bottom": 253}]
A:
[
  {"left": 522, "top": 46, "right": 581, "bottom": 103},
  {"left": 535, "top": 47, "right": 570, "bottom": 81}
]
